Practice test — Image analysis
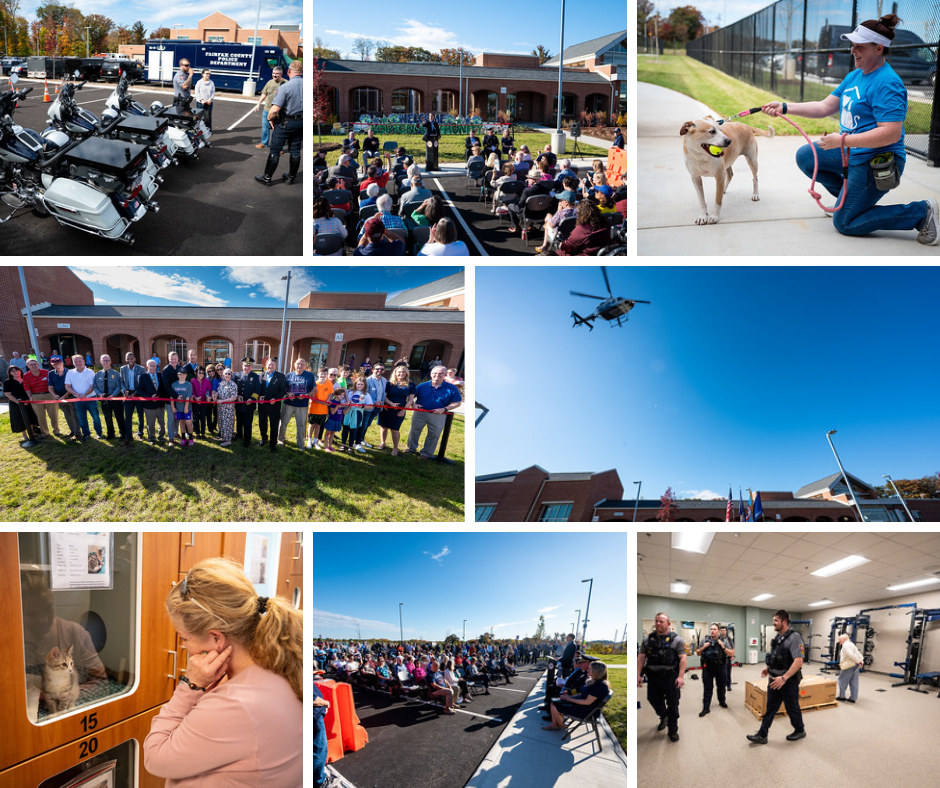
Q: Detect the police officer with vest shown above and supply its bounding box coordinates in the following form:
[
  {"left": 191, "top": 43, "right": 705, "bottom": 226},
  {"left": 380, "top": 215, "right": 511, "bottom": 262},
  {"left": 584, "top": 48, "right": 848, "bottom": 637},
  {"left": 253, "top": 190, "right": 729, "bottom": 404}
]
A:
[
  {"left": 747, "top": 610, "right": 806, "bottom": 744},
  {"left": 637, "top": 612, "right": 686, "bottom": 742},
  {"left": 255, "top": 60, "right": 303, "bottom": 186},
  {"left": 696, "top": 623, "right": 732, "bottom": 716}
]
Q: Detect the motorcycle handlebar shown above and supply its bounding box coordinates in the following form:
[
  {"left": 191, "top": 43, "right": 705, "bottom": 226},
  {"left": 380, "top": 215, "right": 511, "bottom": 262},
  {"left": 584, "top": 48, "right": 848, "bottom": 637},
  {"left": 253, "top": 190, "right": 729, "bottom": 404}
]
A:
[{"left": 99, "top": 112, "right": 123, "bottom": 135}]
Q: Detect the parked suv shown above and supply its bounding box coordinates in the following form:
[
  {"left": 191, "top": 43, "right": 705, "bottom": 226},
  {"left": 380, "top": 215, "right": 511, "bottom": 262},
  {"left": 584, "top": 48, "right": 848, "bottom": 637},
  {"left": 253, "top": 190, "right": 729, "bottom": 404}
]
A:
[
  {"left": 100, "top": 58, "right": 146, "bottom": 81},
  {"left": 814, "top": 25, "right": 935, "bottom": 86},
  {"left": 1, "top": 57, "right": 26, "bottom": 75}
]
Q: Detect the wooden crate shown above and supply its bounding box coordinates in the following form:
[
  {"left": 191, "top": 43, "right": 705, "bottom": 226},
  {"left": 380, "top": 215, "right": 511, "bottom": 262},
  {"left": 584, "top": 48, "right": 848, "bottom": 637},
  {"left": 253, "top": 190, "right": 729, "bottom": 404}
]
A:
[{"left": 744, "top": 676, "right": 838, "bottom": 719}]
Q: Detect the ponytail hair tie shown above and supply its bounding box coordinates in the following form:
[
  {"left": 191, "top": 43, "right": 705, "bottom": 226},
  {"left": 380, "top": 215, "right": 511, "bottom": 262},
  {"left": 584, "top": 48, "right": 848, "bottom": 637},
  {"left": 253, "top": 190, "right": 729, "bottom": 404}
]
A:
[{"left": 256, "top": 596, "right": 269, "bottom": 615}]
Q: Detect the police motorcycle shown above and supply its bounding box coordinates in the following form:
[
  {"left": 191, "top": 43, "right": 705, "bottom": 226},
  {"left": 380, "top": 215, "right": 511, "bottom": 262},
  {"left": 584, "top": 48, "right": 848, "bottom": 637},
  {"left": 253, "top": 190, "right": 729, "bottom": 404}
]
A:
[
  {"left": 45, "top": 73, "right": 164, "bottom": 203},
  {"left": 0, "top": 75, "right": 153, "bottom": 244},
  {"left": 104, "top": 74, "right": 180, "bottom": 161},
  {"left": 148, "top": 94, "right": 212, "bottom": 160}
]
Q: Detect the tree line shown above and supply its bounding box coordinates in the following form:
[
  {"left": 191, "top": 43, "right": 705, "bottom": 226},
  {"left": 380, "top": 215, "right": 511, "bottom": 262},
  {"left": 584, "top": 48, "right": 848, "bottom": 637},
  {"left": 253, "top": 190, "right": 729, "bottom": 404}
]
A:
[
  {"left": 1, "top": 1, "right": 173, "bottom": 57},
  {"left": 638, "top": 1, "right": 709, "bottom": 48},
  {"left": 310, "top": 35, "right": 554, "bottom": 65}
]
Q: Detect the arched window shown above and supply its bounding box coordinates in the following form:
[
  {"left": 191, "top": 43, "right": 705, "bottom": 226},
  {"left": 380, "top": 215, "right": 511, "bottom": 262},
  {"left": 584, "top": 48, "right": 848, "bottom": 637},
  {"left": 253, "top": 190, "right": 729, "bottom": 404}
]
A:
[
  {"left": 431, "top": 90, "right": 456, "bottom": 114},
  {"left": 485, "top": 91, "right": 497, "bottom": 120},
  {"left": 585, "top": 93, "right": 607, "bottom": 113},
  {"left": 351, "top": 87, "right": 382, "bottom": 116},
  {"left": 310, "top": 342, "right": 329, "bottom": 369},
  {"left": 504, "top": 93, "right": 516, "bottom": 120},
  {"left": 553, "top": 93, "right": 576, "bottom": 116},
  {"left": 391, "top": 88, "right": 420, "bottom": 114},
  {"left": 203, "top": 340, "right": 232, "bottom": 366},
  {"left": 244, "top": 341, "right": 271, "bottom": 364},
  {"left": 164, "top": 339, "right": 187, "bottom": 361}
]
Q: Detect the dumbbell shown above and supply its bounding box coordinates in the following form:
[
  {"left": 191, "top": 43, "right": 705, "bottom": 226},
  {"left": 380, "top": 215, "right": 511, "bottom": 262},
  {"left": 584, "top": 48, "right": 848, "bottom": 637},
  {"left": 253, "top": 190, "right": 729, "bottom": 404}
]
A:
[
  {"left": 863, "top": 655, "right": 873, "bottom": 666},
  {"left": 864, "top": 641, "right": 875, "bottom": 653},
  {"left": 866, "top": 628, "right": 876, "bottom": 639}
]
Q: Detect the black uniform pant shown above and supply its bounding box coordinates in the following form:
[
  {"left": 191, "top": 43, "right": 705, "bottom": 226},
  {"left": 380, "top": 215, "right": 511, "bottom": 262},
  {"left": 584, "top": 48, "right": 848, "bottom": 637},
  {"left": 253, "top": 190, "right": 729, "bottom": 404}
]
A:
[
  {"left": 702, "top": 663, "right": 726, "bottom": 710},
  {"left": 101, "top": 399, "right": 125, "bottom": 438},
  {"left": 235, "top": 403, "right": 256, "bottom": 446},
  {"left": 759, "top": 675, "right": 804, "bottom": 736},
  {"left": 646, "top": 670, "right": 681, "bottom": 733},
  {"left": 124, "top": 400, "right": 144, "bottom": 437},
  {"left": 258, "top": 403, "right": 281, "bottom": 450},
  {"left": 726, "top": 659, "right": 733, "bottom": 688},
  {"left": 267, "top": 117, "right": 302, "bottom": 172},
  {"left": 207, "top": 402, "right": 218, "bottom": 433}
]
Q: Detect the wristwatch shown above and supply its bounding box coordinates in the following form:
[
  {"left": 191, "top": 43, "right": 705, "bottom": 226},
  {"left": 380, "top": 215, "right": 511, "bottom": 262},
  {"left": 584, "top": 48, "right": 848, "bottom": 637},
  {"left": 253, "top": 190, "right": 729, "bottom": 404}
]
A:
[{"left": 179, "top": 676, "right": 206, "bottom": 692}]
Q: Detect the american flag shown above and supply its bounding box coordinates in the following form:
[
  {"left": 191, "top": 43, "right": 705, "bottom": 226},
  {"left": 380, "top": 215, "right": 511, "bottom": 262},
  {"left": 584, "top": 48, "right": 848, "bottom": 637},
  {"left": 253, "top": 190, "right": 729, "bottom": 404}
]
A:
[{"left": 725, "top": 488, "right": 733, "bottom": 522}]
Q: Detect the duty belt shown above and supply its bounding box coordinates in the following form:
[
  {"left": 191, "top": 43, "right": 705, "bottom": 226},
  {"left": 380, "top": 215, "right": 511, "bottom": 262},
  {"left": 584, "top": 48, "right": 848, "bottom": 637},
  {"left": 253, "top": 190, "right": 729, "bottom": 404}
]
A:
[{"left": 285, "top": 113, "right": 302, "bottom": 120}]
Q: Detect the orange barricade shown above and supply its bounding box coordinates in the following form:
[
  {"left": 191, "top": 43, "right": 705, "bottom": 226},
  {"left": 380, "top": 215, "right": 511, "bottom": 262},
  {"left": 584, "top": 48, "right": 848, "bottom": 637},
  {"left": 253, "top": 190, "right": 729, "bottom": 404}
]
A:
[
  {"left": 335, "top": 682, "right": 369, "bottom": 753},
  {"left": 316, "top": 680, "right": 346, "bottom": 763},
  {"left": 316, "top": 680, "right": 368, "bottom": 762},
  {"left": 607, "top": 146, "right": 626, "bottom": 187}
]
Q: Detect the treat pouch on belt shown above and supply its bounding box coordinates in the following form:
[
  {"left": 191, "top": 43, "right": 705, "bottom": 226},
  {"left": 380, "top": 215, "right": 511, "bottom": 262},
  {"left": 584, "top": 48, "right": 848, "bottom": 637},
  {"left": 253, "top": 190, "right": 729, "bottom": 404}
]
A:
[{"left": 870, "top": 151, "right": 899, "bottom": 191}]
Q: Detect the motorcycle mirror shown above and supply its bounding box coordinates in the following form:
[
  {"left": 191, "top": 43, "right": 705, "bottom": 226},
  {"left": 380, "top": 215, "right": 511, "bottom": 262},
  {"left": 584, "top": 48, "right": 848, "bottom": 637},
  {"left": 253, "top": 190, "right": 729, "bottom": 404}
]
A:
[
  {"left": 74, "top": 70, "right": 80, "bottom": 78},
  {"left": 10, "top": 73, "right": 18, "bottom": 85}
]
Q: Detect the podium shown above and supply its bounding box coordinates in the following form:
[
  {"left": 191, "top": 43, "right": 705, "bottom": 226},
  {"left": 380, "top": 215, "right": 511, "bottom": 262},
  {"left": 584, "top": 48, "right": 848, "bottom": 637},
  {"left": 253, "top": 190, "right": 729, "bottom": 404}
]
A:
[
  {"left": 425, "top": 140, "right": 440, "bottom": 171},
  {"left": 316, "top": 680, "right": 368, "bottom": 763}
]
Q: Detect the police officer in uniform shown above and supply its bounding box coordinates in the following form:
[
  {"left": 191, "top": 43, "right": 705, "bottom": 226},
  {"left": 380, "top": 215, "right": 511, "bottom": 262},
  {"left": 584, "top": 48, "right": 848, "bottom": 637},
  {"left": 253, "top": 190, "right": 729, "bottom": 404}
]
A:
[
  {"left": 233, "top": 357, "right": 262, "bottom": 447},
  {"left": 696, "top": 623, "right": 731, "bottom": 716},
  {"left": 721, "top": 625, "right": 734, "bottom": 690},
  {"left": 747, "top": 610, "right": 806, "bottom": 744},
  {"left": 637, "top": 612, "right": 686, "bottom": 742},
  {"left": 255, "top": 60, "right": 303, "bottom": 186}
]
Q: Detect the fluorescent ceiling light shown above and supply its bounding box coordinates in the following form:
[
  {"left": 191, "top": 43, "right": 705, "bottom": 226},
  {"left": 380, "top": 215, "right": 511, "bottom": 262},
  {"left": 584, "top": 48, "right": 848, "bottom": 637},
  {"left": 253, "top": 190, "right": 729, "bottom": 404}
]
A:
[
  {"left": 671, "top": 532, "right": 716, "bottom": 554},
  {"left": 808, "top": 600, "right": 833, "bottom": 607},
  {"left": 886, "top": 578, "right": 940, "bottom": 591},
  {"left": 751, "top": 593, "right": 775, "bottom": 602},
  {"left": 811, "top": 555, "right": 870, "bottom": 578},
  {"left": 671, "top": 581, "right": 691, "bottom": 594}
]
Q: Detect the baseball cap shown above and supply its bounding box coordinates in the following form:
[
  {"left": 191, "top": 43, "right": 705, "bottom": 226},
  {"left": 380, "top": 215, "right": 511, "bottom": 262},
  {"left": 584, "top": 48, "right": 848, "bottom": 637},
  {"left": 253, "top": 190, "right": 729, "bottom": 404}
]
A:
[
  {"left": 595, "top": 184, "right": 614, "bottom": 197},
  {"left": 554, "top": 189, "right": 578, "bottom": 203},
  {"left": 363, "top": 216, "right": 386, "bottom": 238},
  {"left": 50, "top": 354, "right": 62, "bottom": 361}
]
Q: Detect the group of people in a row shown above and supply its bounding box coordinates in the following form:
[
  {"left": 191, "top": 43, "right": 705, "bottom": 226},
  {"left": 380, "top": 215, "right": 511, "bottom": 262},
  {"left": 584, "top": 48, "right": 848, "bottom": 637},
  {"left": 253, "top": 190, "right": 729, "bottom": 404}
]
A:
[{"left": 5, "top": 350, "right": 462, "bottom": 459}]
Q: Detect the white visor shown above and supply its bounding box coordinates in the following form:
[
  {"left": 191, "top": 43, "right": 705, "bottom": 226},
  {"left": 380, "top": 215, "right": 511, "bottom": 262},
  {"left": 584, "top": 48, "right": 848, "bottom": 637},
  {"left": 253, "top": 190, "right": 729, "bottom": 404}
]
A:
[{"left": 840, "top": 25, "right": 892, "bottom": 48}]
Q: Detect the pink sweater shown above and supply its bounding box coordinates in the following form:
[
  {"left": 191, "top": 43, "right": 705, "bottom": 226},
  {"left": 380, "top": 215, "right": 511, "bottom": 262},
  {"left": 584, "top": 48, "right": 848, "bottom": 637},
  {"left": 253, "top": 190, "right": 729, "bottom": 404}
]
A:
[{"left": 144, "top": 664, "right": 302, "bottom": 787}]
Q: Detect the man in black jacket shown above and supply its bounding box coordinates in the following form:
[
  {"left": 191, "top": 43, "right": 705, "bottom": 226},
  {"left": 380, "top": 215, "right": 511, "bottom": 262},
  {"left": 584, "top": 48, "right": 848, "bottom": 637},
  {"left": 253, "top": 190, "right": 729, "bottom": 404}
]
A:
[
  {"left": 138, "top": 359, "right": 167, "bottom": 442},
  {"left": 507, "top": 173, "right": 555, "bottom": 233},
  {"left": 233, "top": 357, "right": 262, "bottom": 447},
  {"left": 560, "top": 633, "right": 578, "bottom": 678},
  {"left": 257, "top": 358, "right": 287, "bottom": 452},
  {"left": 161, "top": 352, "right": 182, "bottom": 443}
]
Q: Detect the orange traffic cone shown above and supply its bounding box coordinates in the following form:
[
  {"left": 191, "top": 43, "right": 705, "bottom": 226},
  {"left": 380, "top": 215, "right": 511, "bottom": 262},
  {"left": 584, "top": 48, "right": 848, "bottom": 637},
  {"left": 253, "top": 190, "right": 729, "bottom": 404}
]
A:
[
  {"left": 43, "top": 79, "right": 51, "bottom": 102},
  {"left": 55, "top": 82, "right": 59, "bottom": 95}
]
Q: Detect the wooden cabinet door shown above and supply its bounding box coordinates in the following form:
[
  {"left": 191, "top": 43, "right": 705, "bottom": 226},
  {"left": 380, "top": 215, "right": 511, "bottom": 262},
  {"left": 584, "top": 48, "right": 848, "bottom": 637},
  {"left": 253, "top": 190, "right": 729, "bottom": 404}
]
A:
[
  {"left": 178, "top": 532, "right": 224, "bottom": 573},
  {"left": 0, "top": 707, "right": 164, "bottom": 788},
  {"left": 0, "top": 532, "right": 179, "bottom": 772},
  {"left": 275, "top": 532, "right": 303, "bottom": 607}
]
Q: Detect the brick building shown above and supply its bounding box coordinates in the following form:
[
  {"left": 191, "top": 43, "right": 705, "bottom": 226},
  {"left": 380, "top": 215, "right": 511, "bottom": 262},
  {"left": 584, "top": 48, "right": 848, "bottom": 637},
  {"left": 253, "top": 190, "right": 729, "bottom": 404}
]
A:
[
  {"left": 476, "top": 465, "right": 940, "bottom": 522},
  {"left": 320, "top": 29, "right": 626, "bottom": 124},
  {"left": 3, "top": 269, "right": 464, "bottom": 376},
  {"left": 170, "top": 13, "right": 301, "bottom": 58}
]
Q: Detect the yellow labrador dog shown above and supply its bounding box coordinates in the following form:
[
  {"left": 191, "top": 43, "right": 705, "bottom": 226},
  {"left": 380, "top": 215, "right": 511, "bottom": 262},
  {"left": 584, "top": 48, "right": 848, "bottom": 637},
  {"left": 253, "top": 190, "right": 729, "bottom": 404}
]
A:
[{"left": 680, "top": 117, "right": 775, "bottom": 225}]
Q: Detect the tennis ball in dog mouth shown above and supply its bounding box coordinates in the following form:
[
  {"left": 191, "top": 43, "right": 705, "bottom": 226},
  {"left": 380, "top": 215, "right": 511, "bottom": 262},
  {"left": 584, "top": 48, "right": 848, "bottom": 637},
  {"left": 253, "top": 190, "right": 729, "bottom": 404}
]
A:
[{"left": 708, "top": 145, "right": 724, "bottom": 156}]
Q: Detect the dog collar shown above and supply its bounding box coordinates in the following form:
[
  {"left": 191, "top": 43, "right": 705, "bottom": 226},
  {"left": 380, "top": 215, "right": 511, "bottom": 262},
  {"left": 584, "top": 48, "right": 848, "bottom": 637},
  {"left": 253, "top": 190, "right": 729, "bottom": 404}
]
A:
[{"left": 840, "top": 25, "right": 891, "bottom": 48}]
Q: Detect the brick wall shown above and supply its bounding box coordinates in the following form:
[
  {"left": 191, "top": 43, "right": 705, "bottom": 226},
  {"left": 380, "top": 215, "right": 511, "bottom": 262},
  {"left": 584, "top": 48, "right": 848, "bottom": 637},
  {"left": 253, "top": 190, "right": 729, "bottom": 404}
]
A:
[
  {"left": 298, "top": 292, "right": 388, "bottom": 310},
  {"left": 0, "top": 267, "right": 93, "bottom": 358},
  {"left": 477, "top": 467, "right": 624, "bottom": 522},
  {"left": 474, "top": 53, "right": 541, "bottom": 68},
  {"left": 29, "top": 314, "right": 464, "bottom": 374}
]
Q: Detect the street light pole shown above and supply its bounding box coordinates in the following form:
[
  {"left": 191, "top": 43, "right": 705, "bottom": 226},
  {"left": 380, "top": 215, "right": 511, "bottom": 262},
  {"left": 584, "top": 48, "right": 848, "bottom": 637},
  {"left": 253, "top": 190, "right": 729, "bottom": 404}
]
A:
[
  {"left": 633, "top": 480, "right": 642, "bottom": 522},
  {"left": 463, "top": 619, "right": 467, "bottom": 641},
  {"left": 883, "top": 474, "right": 916, "bottom": 522},
  {"left": 85, "top": 26, "right": 90, "bottom": 58},
  {"left": 581, "top": 578, "right": 593, "bottom": 646},
  {"left": 825, "top": 430, "right": 866, "bottom": 523},
  {"left": 18, "top": 267, "right": 41, "bottom": 360},
  {"left": 278, "top": 271, "right": 291, "bottom": 373},
  {"left": 399, "top": 602, "right": 404, "bottom": 646},
  {"left": 575, "top": 609, "right": 581, "bottom": 636}
]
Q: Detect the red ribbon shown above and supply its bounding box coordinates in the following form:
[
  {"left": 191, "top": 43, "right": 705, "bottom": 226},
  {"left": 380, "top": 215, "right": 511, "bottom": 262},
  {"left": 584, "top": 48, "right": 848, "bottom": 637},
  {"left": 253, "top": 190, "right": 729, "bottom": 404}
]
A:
[{"left": 40, "top": 395, "right": 457, "bottom": 414}]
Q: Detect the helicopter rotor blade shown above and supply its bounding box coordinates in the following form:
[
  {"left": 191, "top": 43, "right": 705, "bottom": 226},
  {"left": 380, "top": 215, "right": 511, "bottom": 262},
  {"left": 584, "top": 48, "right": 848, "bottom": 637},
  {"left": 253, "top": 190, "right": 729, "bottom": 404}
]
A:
[
  {"left": 630, "top": 299, "right": 652, "bottom": 304},
  {"left": 600, "top": 266, "right": 613, "bottom": 298},
  {"left": 570, "top": 291, "right": 606, "bottom": 300}
]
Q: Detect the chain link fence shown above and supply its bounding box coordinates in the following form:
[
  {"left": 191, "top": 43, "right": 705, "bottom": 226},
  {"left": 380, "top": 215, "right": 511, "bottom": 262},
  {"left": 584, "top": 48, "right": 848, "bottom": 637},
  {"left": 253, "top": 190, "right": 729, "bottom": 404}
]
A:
[{"left": 687, "top": 0, "right": 939, "bottom": 165}]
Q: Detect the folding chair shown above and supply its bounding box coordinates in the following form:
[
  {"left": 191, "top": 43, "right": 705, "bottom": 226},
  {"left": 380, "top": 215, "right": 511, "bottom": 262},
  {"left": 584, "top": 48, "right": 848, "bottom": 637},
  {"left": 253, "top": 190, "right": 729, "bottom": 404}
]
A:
[
  {"left": 496, "top": 181, "right": 525, "bottom": 225},
  {"left": 520, "top": 193, "right": 554, "bottom": 245},
  {"left": 411, "top": 225, "right": 432, "bottom": 254},
  {"left": 330, "top": 208, "right": 347, "bottom": 223},
  {"left": 480, "top": 170, "right": 497, "bottom": 203},
  {"left": 385, "top": 227, "right": 408, "bottom": 245},
  {"left": 313, "top": 233, "right": 345, "bottom": 256},
  {"left": 324, "top": 189, "right": 351, "bottom": 207},
  {"left": 560, "top": 690, "right": 615, "bottom": 751},
  {"left": 358, "top": 203, "right": 380, "bottom": 224},
  {"left": 466, "top": 160, "right": 486, "bottom": 188},
  {"left": 544, "top": 215, "right": 577, "bottom": 254}
]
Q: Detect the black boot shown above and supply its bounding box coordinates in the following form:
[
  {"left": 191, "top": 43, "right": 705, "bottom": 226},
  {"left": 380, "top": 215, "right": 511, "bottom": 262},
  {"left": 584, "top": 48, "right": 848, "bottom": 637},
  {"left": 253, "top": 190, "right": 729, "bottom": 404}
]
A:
[
  {"left": 254, "top": 154, "right": 279, "bottom": 186},
  {"left": 283, "top": 155, "right": 301, "bottom": 184}
]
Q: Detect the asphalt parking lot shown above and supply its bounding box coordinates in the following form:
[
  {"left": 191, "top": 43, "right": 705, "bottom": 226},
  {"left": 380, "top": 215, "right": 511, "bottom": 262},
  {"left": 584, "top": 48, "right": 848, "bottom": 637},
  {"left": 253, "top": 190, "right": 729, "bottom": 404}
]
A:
[{"left": 1, "top": 80, "right": 301, "bottom": 255}]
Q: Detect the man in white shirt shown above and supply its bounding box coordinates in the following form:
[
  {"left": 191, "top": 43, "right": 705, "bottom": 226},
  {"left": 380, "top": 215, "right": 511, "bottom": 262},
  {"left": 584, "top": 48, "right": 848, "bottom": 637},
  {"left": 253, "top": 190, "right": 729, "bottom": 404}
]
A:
[
  {"left": 64, "top": 354, "right": 101, "bottom": 442},
  {"left": 836, "top": 634, "right": 864, "bottom": 703}
]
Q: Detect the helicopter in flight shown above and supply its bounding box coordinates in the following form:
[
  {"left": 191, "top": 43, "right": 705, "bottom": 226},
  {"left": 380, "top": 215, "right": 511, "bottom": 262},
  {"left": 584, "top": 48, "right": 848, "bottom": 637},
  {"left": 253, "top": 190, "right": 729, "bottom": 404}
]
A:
[{"left": 571, "top": 267, "right": 650, "bottom": 330}]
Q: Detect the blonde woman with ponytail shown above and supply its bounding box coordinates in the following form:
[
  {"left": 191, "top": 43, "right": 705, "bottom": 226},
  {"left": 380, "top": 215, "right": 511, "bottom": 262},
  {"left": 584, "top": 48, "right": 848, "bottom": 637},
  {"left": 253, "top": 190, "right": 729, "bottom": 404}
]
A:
[{"left": 144, "top": 558, "right": 302, "bottom": 787}]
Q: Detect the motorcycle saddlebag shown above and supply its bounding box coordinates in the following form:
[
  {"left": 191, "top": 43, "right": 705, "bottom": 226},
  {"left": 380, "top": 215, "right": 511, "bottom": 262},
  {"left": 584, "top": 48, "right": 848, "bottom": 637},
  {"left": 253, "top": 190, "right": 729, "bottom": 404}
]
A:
[
  {"left": 64, "top": 137, "right": 149, "bottom": 191},
  {"left": 43, "top": 178, "right": 129, "bottom": 239},
  {"left": 111, "top": 114, "right": 169, "bottom": 144}
]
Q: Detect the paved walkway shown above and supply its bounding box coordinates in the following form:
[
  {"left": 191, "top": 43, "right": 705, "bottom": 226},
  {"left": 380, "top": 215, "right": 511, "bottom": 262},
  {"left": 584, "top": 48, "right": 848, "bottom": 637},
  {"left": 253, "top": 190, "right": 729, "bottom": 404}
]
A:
[
  {"left": 638, "top": 82, "right": 940, "bottom": 255},
  {"left": 465, "top": 671, "right": 628, "bottom": 788}
]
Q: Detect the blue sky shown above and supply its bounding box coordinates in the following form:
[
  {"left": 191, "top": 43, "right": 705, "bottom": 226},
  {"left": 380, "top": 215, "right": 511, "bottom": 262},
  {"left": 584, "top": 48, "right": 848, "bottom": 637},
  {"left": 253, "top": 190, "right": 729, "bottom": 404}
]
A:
[
  {"left": 314, "top": 1, "right": 623, "bottom": 59},
  {"left": 477, "top": 266, "right": 940, "bottom": 499},
  {"left": 63, "top": 265, "right": 462, "bottom": 307},
  {"left": 309, "top": 533, "right": 628, "bottom": 643},
  {"left": 22, "top": 4, "right": 301, "bottom": 32}
]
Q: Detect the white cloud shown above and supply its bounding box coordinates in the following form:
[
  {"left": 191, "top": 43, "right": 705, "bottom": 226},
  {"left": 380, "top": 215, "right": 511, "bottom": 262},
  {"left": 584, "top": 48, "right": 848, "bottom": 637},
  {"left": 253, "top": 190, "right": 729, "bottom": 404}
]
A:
[
  {"left": 249, "top": 293, "right": 257, "bottom": 298},
  {"left": 683, "top": 489, "right": 726, "bottom": 500},
  {"left": 223, "top": 267, "right": 323, "bottom": 303},
  {"left": 308, "top": 607, "right": 398, "bottom": 635},
  {"left": 492, "top": 620, "right": 529, "bottom": 631},
  {"left": 235, "top": 285, "right": 251, "bottom": 289},
  {"left": 70, "top": 266, "right": 227, "bottom": 307},
  {"left": 423, "top": 546, "right": 451, "bottom": 564},
  {"left": 95, "top": 298, "right": 110, "bottom": 304},
  {"left": 538, "top": 605, "right": 562, "bottom": 613}
]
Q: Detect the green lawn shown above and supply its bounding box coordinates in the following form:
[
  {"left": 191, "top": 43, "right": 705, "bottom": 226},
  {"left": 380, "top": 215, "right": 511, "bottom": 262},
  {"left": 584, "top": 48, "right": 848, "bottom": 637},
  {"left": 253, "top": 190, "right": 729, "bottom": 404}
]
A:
[
  {"left": 0, "top": 409, "right": 464, "bottom": 522},
  {"left": 638, "top": 52, "right": 840, "bottom": 136},
  {"left": 604, "top": 668, "right": 628, "bottom": 752},
  {"left": 312, "top": 131, "right": 608, "bottom": 166},
  {"left": 589, "top": 654, "right": 629, "bottom": 665}
]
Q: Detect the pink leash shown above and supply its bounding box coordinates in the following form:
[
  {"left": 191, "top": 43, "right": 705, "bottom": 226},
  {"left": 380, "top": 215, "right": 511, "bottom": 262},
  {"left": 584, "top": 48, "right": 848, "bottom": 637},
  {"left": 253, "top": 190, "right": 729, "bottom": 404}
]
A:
[{"left": 718, "top": 107, "right": 848, "bottom": 214}]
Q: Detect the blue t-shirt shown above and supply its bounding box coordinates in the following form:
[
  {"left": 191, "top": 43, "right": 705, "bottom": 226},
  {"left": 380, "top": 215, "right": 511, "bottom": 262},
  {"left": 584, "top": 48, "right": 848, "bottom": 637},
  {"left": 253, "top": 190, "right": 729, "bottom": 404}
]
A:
[
  {"left": 414, "top": 381, "right": 462, "bottom": 411},
  {"left": 285, "top": 370, "right": 314, "bottom": 407},
  {"left": 171, "top": 380, "right": 192, "bottom": 411},
  {"left": 48, "top": 368, "right": 69, "bottom": 396},
  {"left": 831, "top": 62, "right": 906, "bottom": 164}
]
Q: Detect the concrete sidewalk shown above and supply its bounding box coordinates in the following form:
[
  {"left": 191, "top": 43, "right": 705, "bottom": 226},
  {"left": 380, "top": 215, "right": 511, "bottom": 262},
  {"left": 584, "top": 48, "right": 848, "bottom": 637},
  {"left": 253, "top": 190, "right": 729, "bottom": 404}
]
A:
[
  {"left": 465, "top": 671, "right": 628, "bottom": 788},
  {"left": 638, "top": 82, "right": 940, "bottom": 256}
]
